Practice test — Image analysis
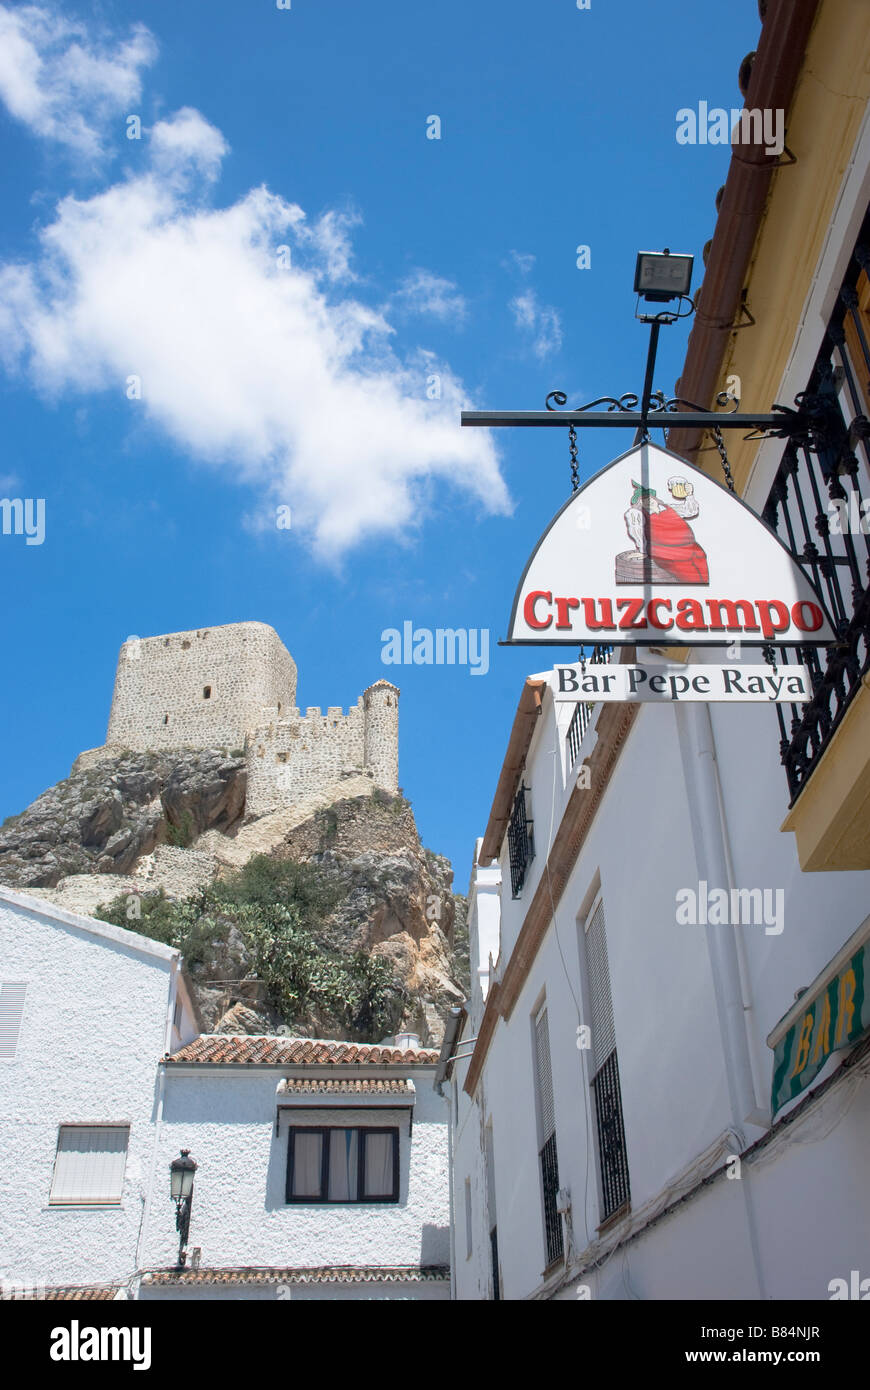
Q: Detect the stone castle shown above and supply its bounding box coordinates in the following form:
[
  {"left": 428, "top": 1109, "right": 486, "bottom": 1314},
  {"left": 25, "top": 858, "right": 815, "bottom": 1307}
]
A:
[{"left": 75, "top": 622, "right": 399, "bottom": 817}]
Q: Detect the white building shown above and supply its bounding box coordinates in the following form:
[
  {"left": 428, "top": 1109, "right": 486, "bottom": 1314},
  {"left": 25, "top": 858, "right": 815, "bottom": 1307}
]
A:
[
  {"left": 0, "top": 886, "right": 199, "bottom": 1299},
  {"left": 0, "top": 885, "right": 450, "bottom": 1299},
  {"left": 445, "top": 664, "right": 870, "bottom": 1301},
  {"left": 138, "top": 1034, "right": 450, "bottom": 1300},
  {"left": 446, "top": 0, "right": 870, "bottom": 1303}
]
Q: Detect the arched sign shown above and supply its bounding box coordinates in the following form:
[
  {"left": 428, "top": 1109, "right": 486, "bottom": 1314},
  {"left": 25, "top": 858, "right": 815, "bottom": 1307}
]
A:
[{"left": 507, "top": 442, "right": 836, "bottom": 646}]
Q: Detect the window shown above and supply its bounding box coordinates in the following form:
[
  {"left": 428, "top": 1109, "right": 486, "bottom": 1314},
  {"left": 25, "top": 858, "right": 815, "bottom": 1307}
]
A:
[
  {"left": 0, "top": 982, "right": 27, "bottom": 1060},
  {"left": 533, "top": 1002, "right": 563, "bottom": 1265},
  {"left": 203, "top": 686, "right": 211, "bottom": 699},
  {"left": 49, "top": 1126, "right": 129, "bottom": 1205},
  {"left": 285, "top": 1126, "right": 399, "bottom": 1204},
  {"left": 584, "top": 899, "right": 631, "bottom": 1223},
  {"left": 464, "top": 1177, "right": 473, "bottom": 1259},
  {"left": 507, "top": 783, "right": 535, "bottom": 898}
]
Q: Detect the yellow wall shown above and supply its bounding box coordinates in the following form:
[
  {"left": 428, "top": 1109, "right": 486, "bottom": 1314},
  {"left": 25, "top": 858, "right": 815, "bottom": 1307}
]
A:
[{"left": 710, "top": 0, "right": 870, "bottom": 495}]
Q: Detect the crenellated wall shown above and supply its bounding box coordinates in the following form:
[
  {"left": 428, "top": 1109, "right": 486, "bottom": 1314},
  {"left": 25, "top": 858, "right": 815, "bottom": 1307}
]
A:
[{"left": 93, "top": 623, "right": 398, "bottom": 819}]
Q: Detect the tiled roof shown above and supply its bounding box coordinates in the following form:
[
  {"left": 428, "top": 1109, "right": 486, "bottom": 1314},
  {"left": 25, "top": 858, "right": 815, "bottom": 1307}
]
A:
[
  {"left": 164, "top": 1035, "right": 440, "bottom": 1066},
  {"left": 3, "top": 1286, "right": 119, "bottom": 1301},
  {"left": 143, "top": 1266, "right": 449, "bottom": 1287},
  {"left": 277, "top": 1077, "right": 414, "bottom": 1096}
]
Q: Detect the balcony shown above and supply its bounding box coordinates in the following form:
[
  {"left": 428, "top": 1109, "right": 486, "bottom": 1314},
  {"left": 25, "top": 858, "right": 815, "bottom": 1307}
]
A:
[
  {"left": 763, "top": 235, "right": 870, "bottom": 869},
  {"left": 565, "top": 645, "right": 614, "bottom": 766}
]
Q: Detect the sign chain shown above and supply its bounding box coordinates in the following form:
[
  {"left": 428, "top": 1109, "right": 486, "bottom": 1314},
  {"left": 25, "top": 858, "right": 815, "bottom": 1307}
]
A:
[
  {"left": 568, "top": 422, "right": 580, "bottom": 492},
  {"left": 712, "top": 425, "right": 736, "bottom": 493}
]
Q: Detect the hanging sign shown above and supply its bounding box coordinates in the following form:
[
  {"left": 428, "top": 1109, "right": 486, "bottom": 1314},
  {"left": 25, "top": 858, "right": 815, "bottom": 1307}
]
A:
[
  {"left": 507, "top": 442, "right": 836, "bottom": 647},
  {"left": 543, "top": 662, "right": 812, "bottom": 704}
]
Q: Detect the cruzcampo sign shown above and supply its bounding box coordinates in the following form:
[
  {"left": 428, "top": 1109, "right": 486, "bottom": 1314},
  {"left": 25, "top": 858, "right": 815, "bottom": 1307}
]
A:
[
  {"left": 507, "top": 442, "right": 836, "bottom": 647},
  {"left": 768, "top": 929, "right": 870, "bottom": 1116}
]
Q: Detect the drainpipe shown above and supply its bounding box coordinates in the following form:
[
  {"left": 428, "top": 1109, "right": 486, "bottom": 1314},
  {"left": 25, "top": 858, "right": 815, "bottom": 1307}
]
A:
[
  {"left": 676, "top": 703, "right": 769, "bottom": 1299},
  {"left": 435, "top": 1007, "right": 463, "bottom": 1301},
  {"left": 136, "top": 954, "right": 179, "bottom": 1281},
  {"left": 676, "top": 704, "right": 764, "bottom": 1129}
]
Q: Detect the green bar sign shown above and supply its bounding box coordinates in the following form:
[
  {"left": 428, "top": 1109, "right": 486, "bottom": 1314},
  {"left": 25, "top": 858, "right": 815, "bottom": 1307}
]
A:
[{"left": 771, "top": 941, "right": 869, "bottom": 1116}]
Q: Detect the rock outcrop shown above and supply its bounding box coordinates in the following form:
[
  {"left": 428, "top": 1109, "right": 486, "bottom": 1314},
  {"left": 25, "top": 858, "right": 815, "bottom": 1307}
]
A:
[
  {"left": 0, "top": 751, "right": 466, "bottom": 1046},
  {"left": 0, "top": 749, "right": 246, "bottom": 888}
]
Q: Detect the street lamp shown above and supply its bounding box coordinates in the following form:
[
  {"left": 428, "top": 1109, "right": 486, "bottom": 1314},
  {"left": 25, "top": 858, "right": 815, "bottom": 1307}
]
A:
[
  {"left": 634, "top": 249, "right": 694, "bottom": 303},
  {"left": 169, "top": 1149, "right": 197, "bottom": 1268}
]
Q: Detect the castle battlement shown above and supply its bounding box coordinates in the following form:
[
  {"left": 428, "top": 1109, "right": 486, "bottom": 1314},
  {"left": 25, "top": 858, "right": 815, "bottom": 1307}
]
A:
[{"left": 88, "top": 622, "right": 398, "bottom": 816}]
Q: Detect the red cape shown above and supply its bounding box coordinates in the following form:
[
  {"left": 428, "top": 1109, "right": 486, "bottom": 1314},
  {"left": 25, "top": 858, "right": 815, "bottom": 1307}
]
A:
[{"left": 647, "top": 506, "right": 708, "bottom": 582}]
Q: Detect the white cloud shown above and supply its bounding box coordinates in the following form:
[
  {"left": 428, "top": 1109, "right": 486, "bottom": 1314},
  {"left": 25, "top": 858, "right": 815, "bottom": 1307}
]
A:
[
  {"left": 0, "top": 5, "right": 156, "bottom": 158},
  {"left": 0, "top": 99, "right": 507, "bottom": 556},
  {"left": 509, "top": 290, "right": 562, "bottom": 359},
  {"left": 505, "top": 250, "right": 536, "bottom": 276},
  {"left": 150, "top": 108, "right": 228, "bottom": 183},
  {"left": 392, "top": 269, "right": 466, "bottom": 324}
]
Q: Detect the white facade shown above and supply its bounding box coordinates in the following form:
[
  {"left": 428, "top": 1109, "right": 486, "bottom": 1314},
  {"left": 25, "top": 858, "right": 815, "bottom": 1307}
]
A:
[
  {"left": 0, "top": 889, "right": 450, "bottom": 1299},
  {"left": 449, "top": 677, "right": 870, "bottom": 1300},
  {"left": 138, "top": 1039, "right": 450, "bottom": 1300},
  {"left": 449, "top": 66, "right": 870, "bottom": 1303},
  {"left": 0, "top": 887, "right": 197, "bottom": 1296}
]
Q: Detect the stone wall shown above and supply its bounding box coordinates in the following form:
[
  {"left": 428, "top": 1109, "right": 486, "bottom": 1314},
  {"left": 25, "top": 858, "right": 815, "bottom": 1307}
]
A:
[
  {"left": 246, "top": 683, "right": 400, "bottom": 816},
  {"left": 106, "top": 622, "right": 297, "bottom": 753},
  {"left": 245, "top": 701, "right": 368, "bottom": 817},
  {"left": 89, "top": 623, "right": 399, "bottom": 821}
]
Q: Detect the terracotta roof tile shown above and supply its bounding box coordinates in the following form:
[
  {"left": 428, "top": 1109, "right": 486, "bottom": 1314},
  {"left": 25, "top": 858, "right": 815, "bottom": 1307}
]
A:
[
  {"left": 144, "top": 1265, "right": 448, "bottom": 1286},
  {"left": 277, "top": 1077, "right": 413, "bottom": 1096},
  {"left": 165, "top": 1035, "right": 440, "bottom": 1066},
  {"left": 4, "top": 1286, "right": 119, "bottom": 1301}
]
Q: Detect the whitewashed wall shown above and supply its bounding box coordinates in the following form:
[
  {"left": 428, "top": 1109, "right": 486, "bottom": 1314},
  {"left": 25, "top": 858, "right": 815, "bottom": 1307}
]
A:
[
  {"left": 453, "top": 677, "right": 870, "bottom": 1300},
  {"left": 0, "top": 890, "right": 182, "bottom": 1291},
  {"left": 142, "top": 1069, "right": 450, "bottom": 1276}
]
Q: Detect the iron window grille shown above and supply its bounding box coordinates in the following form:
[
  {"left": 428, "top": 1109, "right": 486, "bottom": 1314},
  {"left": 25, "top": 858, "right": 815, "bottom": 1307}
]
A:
[
  {"left": 762, "top": 227, "right": 870, "bottom": 803},
  {"left": 285, "top": 1126, "right": 400, "bottom": 1204},
  {"left": 591, "top": 1050, "right": 631, "bottom": 1222},
  {"left": 533, "top": 1004, "right": 564, "bottom": 1265},
  {"left": 584, "top": 899, "right": 631, "bottom": 1224},
  {"left": 490, "top": 1225, "right": 501, "bottom": 1301},
  {"left": 539, "top": 1132, "right": 564, "bottom": 1265},
  {"left": 507, "top": 783, "right": 534, "bottom": 898}
]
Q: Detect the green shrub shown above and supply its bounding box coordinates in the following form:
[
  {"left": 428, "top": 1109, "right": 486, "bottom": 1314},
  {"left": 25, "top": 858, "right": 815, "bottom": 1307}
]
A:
[
  {"left": 95, "top": 854, "right": 403, "bottom": 1041},
  {"left": 166, "top": 810, "right": 195, "bottom": 848}
]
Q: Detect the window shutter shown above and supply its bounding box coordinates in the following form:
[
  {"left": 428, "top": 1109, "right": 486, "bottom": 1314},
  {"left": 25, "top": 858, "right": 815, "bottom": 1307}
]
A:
[
  {"left": 0, "top": 982, "right": 27, "bottom": 1060},
  {"left": 533, "top": 1004, "right": 556, "bottom": 1142},
  {"left": 50, "top": 1126, "right": 129, "bottom": 1204},
  {"left": 586, "top": 900, "right": 616, "bottom": 1073}
]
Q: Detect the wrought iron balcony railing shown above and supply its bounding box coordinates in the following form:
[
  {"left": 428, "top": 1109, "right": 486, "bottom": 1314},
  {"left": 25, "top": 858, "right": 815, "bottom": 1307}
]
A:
[
  {"left": 507, "top": 782, "right": 534, "bottom": 898},
  {"left": 565, "top": 644, "right": 614, "bottom": 766},
  {"left": 762, "top": 233, "right": 870, "bottom": 804}
]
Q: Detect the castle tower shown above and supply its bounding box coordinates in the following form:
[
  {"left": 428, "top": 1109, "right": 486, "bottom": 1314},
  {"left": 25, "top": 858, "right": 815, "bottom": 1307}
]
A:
[
  {"left": 363, "top": 680, "right": 400, "bottom": 792},
  {"left": 105, "top": 622, "right": 297, "bottom": 752}
]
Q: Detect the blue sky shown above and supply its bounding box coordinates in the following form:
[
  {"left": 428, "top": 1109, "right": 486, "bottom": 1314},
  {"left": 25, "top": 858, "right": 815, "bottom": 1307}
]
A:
[{"left": 0, "top": 0, "right": 760, "bottom": 888}]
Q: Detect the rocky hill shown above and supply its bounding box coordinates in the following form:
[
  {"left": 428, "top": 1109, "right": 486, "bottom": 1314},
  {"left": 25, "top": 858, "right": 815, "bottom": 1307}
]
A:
[{"left": 0, "top": 750, "right": 467, "bottom": 1046}]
